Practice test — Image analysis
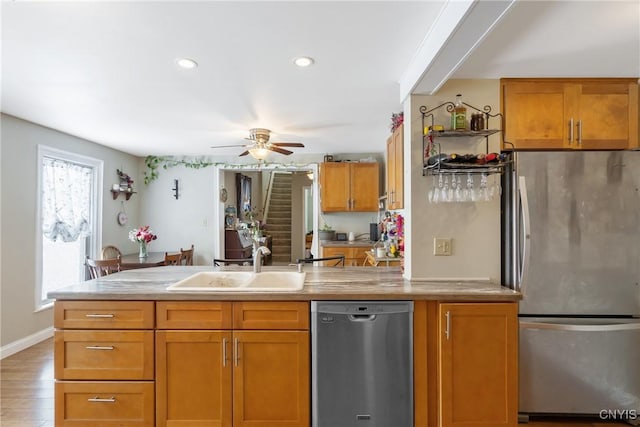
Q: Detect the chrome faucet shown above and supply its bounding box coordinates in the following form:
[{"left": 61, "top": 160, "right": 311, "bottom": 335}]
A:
[{"left": 252, "top": 245, "right": 271, "bottom": 273}]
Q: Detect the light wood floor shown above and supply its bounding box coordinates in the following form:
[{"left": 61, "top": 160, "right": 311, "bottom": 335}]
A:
[{"left": 0, "top": 338, "right": 631, "bottom": 427}]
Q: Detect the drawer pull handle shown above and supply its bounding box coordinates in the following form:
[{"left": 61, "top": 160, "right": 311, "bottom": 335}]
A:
[
  {"left": 85, "top": 346, "right": 114, "bottom": 351},
  {"left": 234, "top": 338, "right": 239, "bottom": 367},
  {"left": 222, "top": 338, "right": 228, "bottom": 367},
  {"left": 88, "top": 396, "right": 116, "bottom": 403},
  {"left": 85, "top": 314, "right": 115, "bottom": 318},
  {"left": 445, "top": 311, "right": 451, "bottom": 340}
]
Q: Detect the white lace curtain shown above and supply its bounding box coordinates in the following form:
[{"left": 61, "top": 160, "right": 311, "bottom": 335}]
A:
[{"left": 42, "top": 157, "right": 92, "bottom": 242}]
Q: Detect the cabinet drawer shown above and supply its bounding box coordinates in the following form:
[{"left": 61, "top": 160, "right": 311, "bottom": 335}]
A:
[
  {"left": 54, "top": 330, "right": 154, "bottom": 380},
  {"left": 233, "top": 302, "right": 309, "bottom": 330},
  {"left": 55, "top": 381, "right": 154, "bottom": 427},
  {"left": 54, "top": 301, "right": 154, "bottom": 329},
  {"left": 156, "top": 301, "right": 233, "bottom": 329}
]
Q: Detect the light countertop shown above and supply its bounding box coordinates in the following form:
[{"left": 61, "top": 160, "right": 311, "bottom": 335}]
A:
[{"left": 48, "top": 266, "right": 521, "bottom": 302}]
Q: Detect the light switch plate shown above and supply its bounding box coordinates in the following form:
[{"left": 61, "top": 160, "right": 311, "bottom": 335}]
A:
[{"left": 434, "top": 238, "right": 452, "bottom": 256}]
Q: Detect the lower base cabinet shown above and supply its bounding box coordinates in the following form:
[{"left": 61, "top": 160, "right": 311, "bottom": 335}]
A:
[
  {"left": 155, "top": 301, "right": 310, "bottom": 427},
  {"left": 414, "top": 301, "right": 518, "bottom": 427},
  {"left": 53, "top": 299, "right": 518, "bottom": 427}
]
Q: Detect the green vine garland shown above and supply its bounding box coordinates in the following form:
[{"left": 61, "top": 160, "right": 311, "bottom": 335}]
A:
[
  {"left": 143, "top": 155, "right": 316, "bottom": 184},
  {"left": 144, "top": 156, "right": 217, "bottom": 184}
]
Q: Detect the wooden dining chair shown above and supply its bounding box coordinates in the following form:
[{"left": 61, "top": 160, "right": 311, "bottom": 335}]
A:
[
  {"left": 86, "top": 256, "right": 121, "bottom": 279},
  {"left": 180, "top": 245, "right": 194, "bottom": 266},
  {"left": 213, "top": 258, "right": 254, "bottom": 266},
  {"left": 101, "top": 245, "right": 122, "bottom": 260},
  {"left": 296, "top": 255, "right": 345, "bottom": 267},
  {"left": 164, "top": 252, "right": 182, "bottom": 266}
]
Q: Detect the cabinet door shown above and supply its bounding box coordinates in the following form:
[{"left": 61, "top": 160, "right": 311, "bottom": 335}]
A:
[
  {"left": 233, "top": 330, "right": 310, "bottom": 427},
  {"left": 501, "top": 81, "right": 569, "bottom": 149},
  {"left": 576, "top": 81, "right": 639, "bottom": 149},
  {"left": 386, "top": 134, "right": 396, "bottom": 209},
  {"left": 393, "top": 124, "right": 404, "bottom": 209},
  {"left": 351, "top": 246, "right": 373, "bottom": 266},
  {"left": 350, "top": 163, "right": 379, "bottom": 211},
  {"left": 321, "top": 246, "right": 349, "bottom": 266},
  {"left": 438, "top": 303, "right": 518, "bottom": 427},
  {"left": 320, "top": 162, "right": 350, "bottom": 212},
  {"left": 156, "top": 330, "right": 232, "bottom": 427}
]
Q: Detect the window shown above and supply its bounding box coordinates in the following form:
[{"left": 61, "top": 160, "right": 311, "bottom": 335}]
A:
[{"left": 36, "top": 146, "right": 102, "bottom": 309}]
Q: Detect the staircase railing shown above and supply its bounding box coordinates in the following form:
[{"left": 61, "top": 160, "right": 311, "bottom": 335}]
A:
[{"left": 262, "top": 171, "right": 276, "bottom": 224}]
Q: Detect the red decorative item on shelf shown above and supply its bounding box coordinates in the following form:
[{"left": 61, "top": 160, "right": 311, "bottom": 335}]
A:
[{"left": 390, "top": 112, "right": 404, "bottom": 132}]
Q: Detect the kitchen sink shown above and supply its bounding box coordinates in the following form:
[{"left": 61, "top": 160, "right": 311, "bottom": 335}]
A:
[{"left": 167, "top": 271, "right": 306, "bottom": 292}]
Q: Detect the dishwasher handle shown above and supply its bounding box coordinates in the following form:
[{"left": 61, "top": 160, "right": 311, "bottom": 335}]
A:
[{"left": 349, "top": 314, "right": 376, "bottom": 322}]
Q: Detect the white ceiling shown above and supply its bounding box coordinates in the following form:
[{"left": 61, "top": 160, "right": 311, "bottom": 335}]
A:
[{"left": 2, "top": 1, "right": 639, "bottom": 158}]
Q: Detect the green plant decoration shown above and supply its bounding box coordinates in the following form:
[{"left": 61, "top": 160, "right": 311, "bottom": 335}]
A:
[
  {"left": 143, "top": 155, "right": 318, "bottom": 184},
  {"left": 144, "top": 156, "right": 217, "bottom": 184}
]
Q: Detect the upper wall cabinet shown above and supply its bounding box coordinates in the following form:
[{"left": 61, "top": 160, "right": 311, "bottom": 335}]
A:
[
  {"left": 386, "top": 124, "right": 404, "bottom": 210},
  {"left": 320, "top": 162, "right": 379, "bottom": 212},
  {"left": 501, "top": 78, "right": 639, "bottom": 150}
]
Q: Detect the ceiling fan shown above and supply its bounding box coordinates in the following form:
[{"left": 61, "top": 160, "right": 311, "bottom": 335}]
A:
[{"left": 211, "top": 128, "right": 305, "bottom": 160}]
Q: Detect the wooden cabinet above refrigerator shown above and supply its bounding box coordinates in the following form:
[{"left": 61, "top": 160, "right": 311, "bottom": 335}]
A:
[{"left": 501, "top": 78, "right": 638, "bottom": 150}]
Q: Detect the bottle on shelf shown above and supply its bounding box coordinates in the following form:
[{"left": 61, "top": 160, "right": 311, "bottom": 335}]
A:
[{"left": 451, "top": 94, "right": 467, "bottom": 131}]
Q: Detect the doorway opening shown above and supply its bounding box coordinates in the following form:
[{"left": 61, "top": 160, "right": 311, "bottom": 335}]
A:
[{"left": 215, "top": 164, "right": 319, "bottom": 265}]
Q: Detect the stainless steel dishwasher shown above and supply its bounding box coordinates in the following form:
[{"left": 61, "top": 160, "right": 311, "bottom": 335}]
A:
[{"left": 311, "top": 301, "right": 413, "bottom": 427}]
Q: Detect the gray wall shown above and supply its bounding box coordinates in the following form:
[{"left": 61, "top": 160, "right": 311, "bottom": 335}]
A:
[{"left": 0, "top": 114, "right": 140, "bottom": 347}]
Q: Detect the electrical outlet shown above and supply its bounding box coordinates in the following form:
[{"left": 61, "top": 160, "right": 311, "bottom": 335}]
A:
[{"left": 434, "top": 237, "right": 452, "bottom": 256}]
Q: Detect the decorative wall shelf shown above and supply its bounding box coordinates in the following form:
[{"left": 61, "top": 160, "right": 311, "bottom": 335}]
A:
[
  {"left": 111, "top": 189, "right": 136, "bottom": 200},
  {"left": 420, "top": 102, "right": 505, "bottom": 176}
]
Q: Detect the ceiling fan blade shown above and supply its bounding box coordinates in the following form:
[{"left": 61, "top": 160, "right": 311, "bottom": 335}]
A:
[
  {"left": 271, "top": 142, "right": 305, "bottom": 147},
  {"left": 211, "top": 144, "right": 249, "bottom": 149},
  {"left": 239, "top": 150, "right": 250, "bottom": 157},
  {"left": 269, "top": 146, "right": 293, "bottom": 155}
]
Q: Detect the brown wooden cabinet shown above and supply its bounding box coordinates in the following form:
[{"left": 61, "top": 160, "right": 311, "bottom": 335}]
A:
[
  {"left": 155, "top": 301, "right": 309, "bottom": 427},
  {"left": 321, "top": 245, "right": 372, "bottom": 266},
  {"left": 438, "top": 302, "right": 518, "bottom": 427},
  {"left": 53, "top": 301, "right": 156, "bottom": 427},
  {"left": 413, "top": 301, "right": 518, "bottom": 427},
  {"left": 501, "top": 78, "right": 639, "bottom": 150},
  {"left": 386, "top": 123, "right": 404, "bottom": 210},
  {"left": 320, "top": 162, "right": 379, "bottom": 212}
]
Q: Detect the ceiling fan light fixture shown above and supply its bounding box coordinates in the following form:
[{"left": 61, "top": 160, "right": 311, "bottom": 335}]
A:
[
  {"left": 248, "top": 147, "right": 270, "bottom": 161},
  {"left": 293, "top": 56, "right": 315, "bottom": 68},
  {"left": 176, "top": 57, "right": 198, "bottom": 69}
]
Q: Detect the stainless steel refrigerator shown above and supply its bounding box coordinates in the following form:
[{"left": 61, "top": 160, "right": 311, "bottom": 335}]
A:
[{"left": 502, "top": 151, "right": 640, "bottom": 422}]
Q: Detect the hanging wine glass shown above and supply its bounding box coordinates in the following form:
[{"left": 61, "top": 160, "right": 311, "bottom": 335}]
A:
[
  {"left": 489, "top": 174, "right": 502, "bottom": 200},
  {"left": 465, "top": 173, "right": 474, "bottom": 202},
  {"left": 442, "top": 175, "right": 451, "bottom": 202},
  {"left": 428, "top": 175, "right": 436, "bottom": 203},
  {"left": 433, "top": 174, "right": 443, "bottom": 204},
  {"left": 454, "top": 174, "right": 463, "bottom": 202},
  {"left": 480, "top": 173, "right": 490, "bottom": 201}
]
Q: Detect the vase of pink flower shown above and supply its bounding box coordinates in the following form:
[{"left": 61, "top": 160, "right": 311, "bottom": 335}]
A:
[{"left": 129, "top": 225, "right": 157, "bottom": 258}]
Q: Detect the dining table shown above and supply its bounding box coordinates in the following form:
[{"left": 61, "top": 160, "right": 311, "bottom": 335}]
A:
[{"left": 120, "top": 251, "right": 166, "bottom": 270}]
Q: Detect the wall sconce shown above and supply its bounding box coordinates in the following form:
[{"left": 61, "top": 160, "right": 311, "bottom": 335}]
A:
[{"left": 172, "top": 179, "right": 179, "bottom": 199}]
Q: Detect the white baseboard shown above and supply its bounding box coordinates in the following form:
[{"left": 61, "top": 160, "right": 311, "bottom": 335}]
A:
[{"left": 0, "top": 327, "right": 54, "bottom": 359}]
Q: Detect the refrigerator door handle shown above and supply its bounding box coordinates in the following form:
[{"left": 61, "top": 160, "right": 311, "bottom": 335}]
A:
[
  {"left": 521, "top": 320, "right": 640, "bottom": 332},
  {"left": 518, "top": 176, "right": 531, "bottom": 293}
]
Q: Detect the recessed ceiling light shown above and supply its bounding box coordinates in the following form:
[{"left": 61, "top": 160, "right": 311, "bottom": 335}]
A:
[
  {"left": 176, "top": 58, "right": 198, "bottom": 69},
  {"left": 293, "top": 56, "right": 315, "bottom": 68}
]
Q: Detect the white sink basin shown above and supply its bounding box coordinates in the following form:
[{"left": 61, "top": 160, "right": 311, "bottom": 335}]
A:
[{"left": 167, "top": 271, "right": 306, "bottom": 292}]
